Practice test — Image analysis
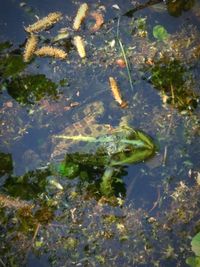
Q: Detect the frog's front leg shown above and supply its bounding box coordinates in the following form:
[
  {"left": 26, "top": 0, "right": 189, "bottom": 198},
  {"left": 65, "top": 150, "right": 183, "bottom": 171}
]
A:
[{"left": 100, "top": 166, "right": 115, "bottom": 196}]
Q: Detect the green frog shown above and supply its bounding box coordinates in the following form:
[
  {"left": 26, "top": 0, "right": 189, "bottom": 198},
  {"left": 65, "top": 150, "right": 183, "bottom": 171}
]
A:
[{"left": 51, "top": 101, "right": 156, "bottom": 196}]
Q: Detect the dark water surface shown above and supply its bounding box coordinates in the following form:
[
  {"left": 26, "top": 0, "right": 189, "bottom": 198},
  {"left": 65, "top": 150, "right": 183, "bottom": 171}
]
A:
[{"left": 0, "top": 0, "right": 200, "bottom": 266}]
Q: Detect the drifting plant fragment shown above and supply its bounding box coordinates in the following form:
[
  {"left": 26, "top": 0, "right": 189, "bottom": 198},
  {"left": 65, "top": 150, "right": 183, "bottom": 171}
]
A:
[
  {"left": 73, "top": 36, "right": 86, "bottom": 58},
  {"left": 35, "top": 46, "right": 67, "bottom": 60},
  {"left": 0, "top": 193, "right": 33, "bottom": 209},
  {"left": 90, "top": 11, "right": 104, "bottom": 32},
  {"left": 25, "top": 12, "right": 63, "bottom": 33},
  {"left": 23, "top": 34, "right": 38, "bottom": 62},
  {"left": 109, "top": 77, "right": 127, "bottom": 108},
  {"left": 73, "top": 3, "right": 89, "bottom": 31}
]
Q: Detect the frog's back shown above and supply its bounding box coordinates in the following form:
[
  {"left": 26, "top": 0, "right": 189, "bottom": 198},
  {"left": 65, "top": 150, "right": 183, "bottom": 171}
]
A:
[{"left": 50, "top": 101, "right": 112, "bottom": 161}]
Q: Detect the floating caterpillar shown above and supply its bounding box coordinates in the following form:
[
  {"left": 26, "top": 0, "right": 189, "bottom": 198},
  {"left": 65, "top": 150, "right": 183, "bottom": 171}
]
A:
[
  {"left": 35, "top": 46, "right": 67, "bottom": 60},
  {"left": 90, "top": 11, "right": 104, "bottom": 32},
  {"left": 73, "top": 3, "right": 89, "bottom": 31},
  {"left": 74, "top": 36, "right": 86, "bottom": 58},
  {"left": 25, "top": 12, "right": 62, "bottom": 33},
  {"left": 109, "top": 77, "right": 127, "bottom": 108},
  {"left": 23, "top": 34, "right": 38, "bottom": 62}
]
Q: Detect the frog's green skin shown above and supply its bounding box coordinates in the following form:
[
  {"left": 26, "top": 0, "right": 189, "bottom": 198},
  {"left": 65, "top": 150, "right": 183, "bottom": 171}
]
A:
[
  {"left": 51, "top": 101, "right": 156, "bottom": 196},
  {"left": 56, "top": 125, "right": 155, "bottom": 166},
  {"left": 53, "top": 123, "right": 156, "bottom": 195}
]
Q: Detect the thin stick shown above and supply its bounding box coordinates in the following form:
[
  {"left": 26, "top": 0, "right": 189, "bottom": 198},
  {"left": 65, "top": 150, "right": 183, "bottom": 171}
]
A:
[
  {"left": 123, "top": 0, "right": 163, "bottom": 17},
  {"left": 170, "top": 83, "right": 175, "bottom": 105},
  {"left": 149, "top": 186, "right": 161, "bottom": 213},
  {"left": 116, "top": 18, "right": 134, "bottom": 92},
  {"left": 32, "top": 223, "right": 40, "bottom": 244},
  {"left": 0, "top": 258, "right": 6, "bottom": 267},
  {"left": 162, "top": 145, "right": 168, "bottom": 166}
]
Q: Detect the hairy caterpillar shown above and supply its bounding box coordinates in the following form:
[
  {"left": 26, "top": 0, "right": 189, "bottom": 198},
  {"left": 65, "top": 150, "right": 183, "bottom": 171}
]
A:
[
  {"left": 35, "top": 46, "right": 67, "bottom": 60},
  {"left": 23, "top": 34, "right": 38, "bottom": 62},
  {"left": 25, "top": 12, "right": 62, "bottom": 33},
  {"left": 73, "top": 3, "right": 89, "bottom": 31},
  {"left": 74, "top": 36, "right": 86, "bottom": 58},
  {"left": 90, "top": 11, "right": 104, "bottom": 32},
  {"left": 109, "top": 77, "right": 127, "bottom": 108}
]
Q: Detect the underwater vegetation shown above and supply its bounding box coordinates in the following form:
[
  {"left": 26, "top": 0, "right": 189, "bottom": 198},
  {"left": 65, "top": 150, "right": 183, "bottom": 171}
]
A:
[
  {"left": 0, "top": 54, "right": 26, "bottom": 80},
  {"left": 7, "top": 74, "right": 58, "bottom": 105},
  {"left": 166, "top": 0, "right": 196, "bottom": 17},
  {"left": 149, "top": 58, "right": 199, "bottom": 111}
]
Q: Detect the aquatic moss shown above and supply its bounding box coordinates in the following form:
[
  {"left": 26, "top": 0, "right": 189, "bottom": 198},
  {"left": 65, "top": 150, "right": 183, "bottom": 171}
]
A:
[
  {"left": 0, "top": 153, "right": 13, "bottom": 176},
  {"left": 7, "top": 74, "right": 58, "bottom": 105},
  {"left": 0, "top": 54, "right": 26, "bottom": 78}
]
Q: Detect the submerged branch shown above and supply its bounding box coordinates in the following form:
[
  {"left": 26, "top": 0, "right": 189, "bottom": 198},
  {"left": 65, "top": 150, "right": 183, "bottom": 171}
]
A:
[{"left": 123, "top": 0, "right": 163, "bottom": 17}]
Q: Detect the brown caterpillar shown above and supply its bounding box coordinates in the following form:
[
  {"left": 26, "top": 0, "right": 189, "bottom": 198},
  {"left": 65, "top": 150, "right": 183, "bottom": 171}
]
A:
[
  {"left": 73, "top": 3, "right": 89, "bottom": 31},
  {"left": 23, "top": 34, "right": 38, "bottom": 62},
  {"left": 109, "top": 77, "right": 128, "bottom": 108},
  {"left": 35, "top": 46, "right": 67, "bottom": 60},
  {"left": 73, "top": 36, "right": 86, "bottom": 58},
  {"left": 25, "top": 12, "right": 62, "bottom": 33},
  {"left": 90, "top": 11, "right": 104, "bottom": 32}
]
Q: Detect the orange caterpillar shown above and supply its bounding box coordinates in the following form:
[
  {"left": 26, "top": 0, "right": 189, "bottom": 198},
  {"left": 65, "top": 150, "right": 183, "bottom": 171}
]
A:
[
  {"left": 90, "top": 11, "right": 104, "bottom": 32},
  {"left": 23, "top": 34, "right": 38, "bottom": 62},
  {"left": 73, "top": 36, "right": 86, "bottom": 58},
  {"left": 73, "top": 3, "right": 89, "bottom": 31},
  {"left": 35, "top": 46, "right": 67, "bottom": 60},
  {"left": 25, "top": 12, "right": 62, "bottom": 33},
  {"left": 109, "top": 77, "right": 127, "bottom": 108}
]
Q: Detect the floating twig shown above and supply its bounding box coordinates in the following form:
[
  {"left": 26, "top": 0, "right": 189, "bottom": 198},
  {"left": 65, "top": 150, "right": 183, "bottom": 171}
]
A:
[
  {"left": 73, "top": 36, "right": 86, "bottom": 58},
  {"left": 23, "top": 34, "right": 38, "bottom": 62},
  {"left": 0, "top": 258, "right": 6, "bottom": 267},
  {"left": 73, "top": 3, "right": 89, "bottom": 31},
  {"left": 35, "top": 46, "right": 67, "bottom": 60},
  {"left": 109, "top": 77, "right": 127, "bottom": 108},
  {"left": 25, "top": 12, "right": 62, "bottom": 33}
]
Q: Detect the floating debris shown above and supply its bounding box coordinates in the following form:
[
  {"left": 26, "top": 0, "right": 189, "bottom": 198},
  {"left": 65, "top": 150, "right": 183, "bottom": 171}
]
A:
[
  {"left": 90, "top": 11, "right": 104, "bottom": 32},
  {"left": 23, "top": 34, "right": 38, "bottom": 62},
  {"left": 25, "top": 12, "right": 62, "bottom": 33},
  {"left": 73, "top": 3, "right": 89, "bottom": 31},
  {"left": 109, "top": 77, "right": 127, "bottom": 108},
  {"left": 73, "top": 36, "right": 86, "bottom": 58},
  {"left": 0, "top": 193, "right": 33, "bottom": 209},
  {"left": 52, "top": 28, "right": 69, "bottom": 42},
  {"left": 115, "top": 58, "right": 126, "bottom": 68},
  {"left": 35, "top": 46, "right": 67, "bottom": 59}
]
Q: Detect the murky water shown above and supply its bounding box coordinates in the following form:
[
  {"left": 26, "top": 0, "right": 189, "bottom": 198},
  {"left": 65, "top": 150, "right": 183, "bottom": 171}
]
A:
[{"left": 0, "top": 1, "right": 200, "bottom": 266}]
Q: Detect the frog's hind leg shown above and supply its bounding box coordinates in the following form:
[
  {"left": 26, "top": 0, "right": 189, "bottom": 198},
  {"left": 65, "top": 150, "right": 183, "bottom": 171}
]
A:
[{"left": 100, "top": 167, "right": 115, "bottom": 196}]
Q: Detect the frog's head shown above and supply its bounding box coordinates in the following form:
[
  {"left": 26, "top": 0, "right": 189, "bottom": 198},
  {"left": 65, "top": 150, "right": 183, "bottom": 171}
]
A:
[{"left": 109, "top": 128, "right": 156, "bottom": 166}]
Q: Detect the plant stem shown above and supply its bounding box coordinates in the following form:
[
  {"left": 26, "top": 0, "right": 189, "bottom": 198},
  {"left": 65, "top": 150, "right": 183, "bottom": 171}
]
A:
[{"left": 116, "top": 18, "right": 134, "bottom": 92}]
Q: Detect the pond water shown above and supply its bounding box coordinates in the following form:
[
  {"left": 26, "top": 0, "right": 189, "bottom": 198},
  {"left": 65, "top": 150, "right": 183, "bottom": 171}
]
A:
[{"left": 0, "top": 0, "right": 200, "bottom": 266}]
